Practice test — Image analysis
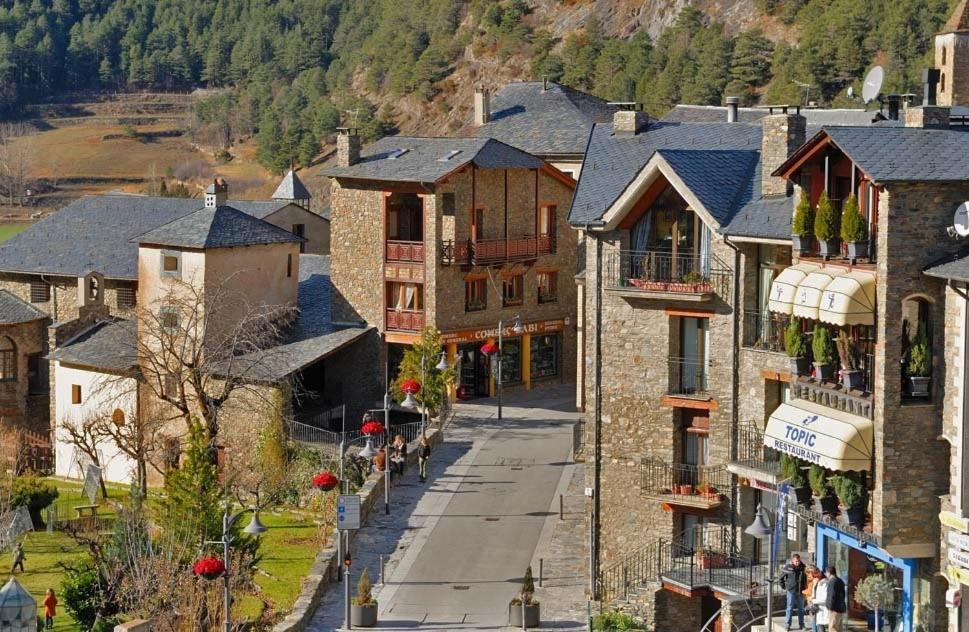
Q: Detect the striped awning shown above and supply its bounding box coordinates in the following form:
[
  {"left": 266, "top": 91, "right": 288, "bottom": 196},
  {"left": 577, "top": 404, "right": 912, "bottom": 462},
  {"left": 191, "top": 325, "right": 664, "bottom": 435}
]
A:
[
  {"left": 768, "top": 263, "right": 821, "bottom": 316},
  {"left": 792, "top": 269, "right": 843, "bottom": 321},
  {"left": 764, "top": 400, "right": 873, "bottom": 472},
  {"left": 816, "top": 271, "right": 876, "bottom": 326}
]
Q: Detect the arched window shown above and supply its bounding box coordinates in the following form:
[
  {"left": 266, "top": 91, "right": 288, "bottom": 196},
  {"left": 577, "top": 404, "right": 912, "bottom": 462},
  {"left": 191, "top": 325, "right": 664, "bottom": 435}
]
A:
[
  {"left": 0, "top": 337, "right": 16, "bottom": 382},
  {"left": 902, "top": 295, "right": 933, "bottom": 398},
  {"left": 112, "top": 409, "right": 125, "bottom": 427}
]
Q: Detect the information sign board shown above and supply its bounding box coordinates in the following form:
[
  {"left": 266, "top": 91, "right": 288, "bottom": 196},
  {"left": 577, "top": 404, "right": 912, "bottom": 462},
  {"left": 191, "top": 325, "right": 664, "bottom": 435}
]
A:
[{"left": 337, "top": 494, "right": 361, "bottom": 531}]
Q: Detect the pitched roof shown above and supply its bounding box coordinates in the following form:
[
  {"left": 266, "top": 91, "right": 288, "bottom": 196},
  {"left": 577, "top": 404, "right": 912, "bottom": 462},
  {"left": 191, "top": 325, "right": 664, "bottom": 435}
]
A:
[
  {"left": 136, "top": 205, "right": 303, "bottom": 249},
  {"left": 944, "top": 0, "right": 969, "bottom": 33},
  {"left": 657, "top": 149, "right": 759, "bottom": 225},
  {"left": 663, "top": 105, "right": 885, "bottom": 127},
  {"left": 471, "top": 81, "right": 619, "bottom": 156},
  {"left": 323, "top": 137, "right": 544, "bottom": 184},
  {"left": 0, "top": 290, "right": 48, "bottom": 325},
  {"left": 925, "top": 249, "right": 969, "bottom": 282},
  {"left": 48, "top": 319, "right": 138, "bottom": 372},
  {"left": 272, "top": 169, "right": 312, "bottom": 201}
]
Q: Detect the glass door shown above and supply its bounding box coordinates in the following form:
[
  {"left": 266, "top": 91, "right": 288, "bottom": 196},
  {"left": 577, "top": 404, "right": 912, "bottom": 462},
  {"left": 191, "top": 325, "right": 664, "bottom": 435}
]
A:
[{"left": 680, "top": 317, "right": 709, "bottom": 393}]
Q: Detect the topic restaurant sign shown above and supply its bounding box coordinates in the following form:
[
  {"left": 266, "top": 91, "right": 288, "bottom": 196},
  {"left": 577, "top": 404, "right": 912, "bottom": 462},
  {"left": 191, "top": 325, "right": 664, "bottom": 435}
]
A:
[{"left": 441, "top": 318, "right": 567, "bottom": 345}]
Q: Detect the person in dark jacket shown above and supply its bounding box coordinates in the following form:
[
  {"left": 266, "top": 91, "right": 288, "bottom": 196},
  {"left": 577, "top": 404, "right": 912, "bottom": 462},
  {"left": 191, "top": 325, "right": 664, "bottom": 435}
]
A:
[
  {"left": 824, "top": 565, "right": 847, "bottom": 632},
  {"left": 781, "top": 553, "right": 808, "bottom": 630},
  {"left": 417, "top": 435, "right": 430, "bottom": 482}
]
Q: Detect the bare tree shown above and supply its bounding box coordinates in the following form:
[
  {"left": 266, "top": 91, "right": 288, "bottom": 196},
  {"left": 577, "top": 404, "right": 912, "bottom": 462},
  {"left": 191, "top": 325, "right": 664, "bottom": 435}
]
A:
[
  {"left": 58, "top": 414, "right": 110, "bottom": 498},
  {"left": 0, "top": 122, "right": 34, "bottom": 206}
]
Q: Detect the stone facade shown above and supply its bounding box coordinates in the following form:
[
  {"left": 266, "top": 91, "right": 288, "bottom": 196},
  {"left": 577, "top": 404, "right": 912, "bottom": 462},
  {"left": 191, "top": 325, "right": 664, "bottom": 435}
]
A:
[
  {"left": 936, "top": 32, "right": 969, "bottom": 108},
  {"left": 0, "top": 272, "right": 137, "bottom": 322},
  {"left": 0, "top": 316, "right": 50, "bottom": 435},
  {"left": 760, "top": 112, "right": 806, "bottom": 197}
]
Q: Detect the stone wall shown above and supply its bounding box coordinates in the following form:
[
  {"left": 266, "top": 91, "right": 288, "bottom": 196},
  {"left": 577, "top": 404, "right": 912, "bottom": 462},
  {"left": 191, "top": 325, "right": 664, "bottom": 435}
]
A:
[
  {"left": 761, "top": 113, "right": 806, "bottom": 197},
  {"left": 0, "top": 316, "right": 50, "bottom": 435},
  {"left": 936, "top": 33, "right": 969, "bottom": 109},
  {"left": 329, "top": 182, "right": 384, "bottom": 326},
  {"left": 0, "top": 272, "right": 137, "bottom": 322}
]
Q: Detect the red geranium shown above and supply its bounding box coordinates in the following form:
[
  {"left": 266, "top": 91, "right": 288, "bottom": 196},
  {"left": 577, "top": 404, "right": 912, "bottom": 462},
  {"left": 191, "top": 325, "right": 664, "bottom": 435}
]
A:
[
  {"left": 193, "top": 556, "right": 225, "bottom": 579},
  {"left": 312, "top": 471, "right": 339, "bottom": 491},
  {"left": 400, "top": 379, "right": 421, "bottom": 394},
  {"left": 361, "top": 420, "right": 385, "bottom": 436},
  {"left": 480, "top": 342, "right": 498, "bottom": 355}
]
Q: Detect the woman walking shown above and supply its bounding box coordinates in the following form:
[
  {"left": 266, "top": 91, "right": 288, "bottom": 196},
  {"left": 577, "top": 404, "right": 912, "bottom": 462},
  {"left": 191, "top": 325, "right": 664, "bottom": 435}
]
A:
[
  {"left": 390, "top": 434, "right": 406, "bottom": 477},
  {"left": 417, "top": 435, "right": 430, "bottom": 482},
  {"left": 43, "top": 588, "right": 57, "bottom": 630}
]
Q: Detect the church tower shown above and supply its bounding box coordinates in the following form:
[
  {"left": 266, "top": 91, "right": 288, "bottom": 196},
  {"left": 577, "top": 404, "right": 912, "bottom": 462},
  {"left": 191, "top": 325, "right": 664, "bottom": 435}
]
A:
[{"left": 936, "top": 0, "right": 969, "bottom": 107}]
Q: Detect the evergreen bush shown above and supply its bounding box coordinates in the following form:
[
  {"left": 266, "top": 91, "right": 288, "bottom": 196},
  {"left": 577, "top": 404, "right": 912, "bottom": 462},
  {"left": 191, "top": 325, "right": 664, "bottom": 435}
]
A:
[
  {"left": 808, "top": 465, "right": 829, "bottom": 497},
  {"left": 909, "top": 322, "right": 932, "bottom": 377},
  {"left": 353, "top": 568, "right": 377, "bottom": 606},
  {"left": 780, "top": 454, "right": 806, "bottom": 487},
  {"left": 830, "top": 474, "right": 864, "bottom": 507},
  {"left": 6, "top": 474, "right": 59, "bottom": 527},
  {"left": 792, "top": 190, "right": 814, "bottom": 236},
  {"left": 840, "top": 194, "right": 867, "bottom": 243},
  {"left": 853, "top": 574, "right": 896, "bottom": 613},
  {"left": 814, "top": 192, "right": 840, "bottom": 241},
  {"left": 784, "top": 317, "right": 806, "bottom": 358},
  {"left": 812, "top": 325, "right": 836, "bottom": 365}
]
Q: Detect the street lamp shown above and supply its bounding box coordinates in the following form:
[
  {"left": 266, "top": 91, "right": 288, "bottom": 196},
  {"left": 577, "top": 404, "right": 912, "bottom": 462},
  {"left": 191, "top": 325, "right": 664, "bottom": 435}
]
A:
[
  {"left": 492, "top": 315, "right": 522, "bottom": 420},
  {"left": 745, "top": 504, "right": 775, "bottom": 632},
  {"left": 208, "top": 504, "right": 268, "bottom": 632},
  {"left": 336, "top": 432, "right": 382, "bottom": 577},
  {"left": 401, "top": 350, "right": 448, "bottom": 437}
]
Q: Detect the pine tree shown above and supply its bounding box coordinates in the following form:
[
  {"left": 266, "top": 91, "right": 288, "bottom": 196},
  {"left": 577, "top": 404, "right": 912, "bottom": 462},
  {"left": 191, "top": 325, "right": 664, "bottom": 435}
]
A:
[{"left": 159, "top": 422, "right": 222, "bottom": 546}]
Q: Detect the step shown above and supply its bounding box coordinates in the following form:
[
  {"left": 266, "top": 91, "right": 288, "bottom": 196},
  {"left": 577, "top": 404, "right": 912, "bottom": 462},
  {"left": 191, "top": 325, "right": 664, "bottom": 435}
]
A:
[{"left": 751, "top": 616, "right": 815, "bottom": 632}]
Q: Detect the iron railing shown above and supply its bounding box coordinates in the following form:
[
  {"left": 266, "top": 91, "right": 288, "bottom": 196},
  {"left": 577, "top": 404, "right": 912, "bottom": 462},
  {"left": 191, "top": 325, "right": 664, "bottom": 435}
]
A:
[
  {"left": 742, "top": 312, "right": 790, "bottom": 353},
  {"left": 285, "top": 419, "right": 426, "bottom": 454},
  {"left": 640, "top": 459, "right": 732, "bottom": 499},
  {"left": 791, "top": 376, "right": 874, "bottom": 419},
  {"left": 733, "top": 421, "right": 781, "bottom": 479},
  {"left": 668, "top": 357, "right": 712, "bottom": 396},
  {"left": 788, "top": 495, "right": 881, "bottom": 547},
  {"left": 572, "top": 420, "right": 585, "bottom": 461},
  {"left": 295, "top": 404, "right": 345, "bottom": 431},
  {"left": 440, "top": 235, "right": 554, "bottom": 266},
  {"left": 385, "top": 308, "right": 425, "bottom": 332},
  {"left": 604, "top": 249, "right": 732, "bottom": 299},
  {"left": 385, "top": 240, "right": 425, "bottom": 263}
]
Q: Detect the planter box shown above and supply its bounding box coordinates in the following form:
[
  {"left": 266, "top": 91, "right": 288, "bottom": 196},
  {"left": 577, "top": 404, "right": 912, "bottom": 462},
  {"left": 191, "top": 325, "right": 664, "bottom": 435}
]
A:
[
  {"left": 792, "top": 234, "right": 814, "bottom": 254},
  {"left": 351, "top": 604, "right": 378, "bottom": 627},
  {"left": 845, "top": 505, "right": 867, "bottom": 530},
  {"left": 790, "top": 357, "right": 810, "bottom": 376},
  {"left": 846, "top": 240, "right": 868, "bottom": 262},
  {"left": 908, "top": 376, "right": 931, "bottom": 397},
  {"left": 677, "top": 484, "right": 695, "bottom": 495},
  {"left": 793, "top": 485, "right": 813, "bottom": 507},
  {"left": 629, "top": 279, "right": 669, "bottom": 291},
  {"left": 814, "top": 362, "right": 835, "bottom": 381},
  {"left": 819, "top": 494, "right": 840, "bottom": 516},
  {"left": 818, "top": 238, "right": 841, "bottom": 259},
  {"left": 509, "top": 602, "right": 540, "bottom": 628},
  {"left": 696, "top": 552, "right": 730, "bottom": 569},
  {"left": 668, "top": 282, "right": 712, "bottom": 294},
  {"left": 842, "top": 369, "right": 865, "bottom": 392}
]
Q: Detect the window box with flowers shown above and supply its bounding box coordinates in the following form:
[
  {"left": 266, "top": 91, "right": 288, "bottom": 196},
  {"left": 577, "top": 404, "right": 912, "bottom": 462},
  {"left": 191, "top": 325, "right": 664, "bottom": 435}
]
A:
[{"left": 193, "top": 556, "right": 225, "bottom": 580}]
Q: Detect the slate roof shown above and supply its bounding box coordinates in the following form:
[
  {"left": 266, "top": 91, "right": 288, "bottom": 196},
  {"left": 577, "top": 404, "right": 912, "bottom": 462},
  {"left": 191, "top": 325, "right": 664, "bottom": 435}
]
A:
[
  {"left": 272, "top": 169, "right": 312, "bottom": 201},
  {"left": 925, "top": 249, "right": 969, "bottom": 282},
  {"left": 663, "top": 105, "right": 885, "bottom": 127},
  {"left": 49, "top": 319, "right": 138, "bottom": 372},
  {"left": 0, "top": 290, "right": 48, "bottom": 325},
  {"left": 657, "top": 149, "right": 759, "bottom": 225},
  {"left": 136, "top": 205, "right": 303, "bottom": 249},
  {"left": 471, "top": 81, "right": 619, "bottom": 156},
  {"left": 323, "top": 137, "right": 544, "bottom": 184}
]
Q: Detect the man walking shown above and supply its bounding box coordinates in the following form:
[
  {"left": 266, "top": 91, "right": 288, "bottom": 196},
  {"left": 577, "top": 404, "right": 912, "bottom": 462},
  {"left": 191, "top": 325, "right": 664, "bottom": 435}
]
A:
[
  {"left": 824, "top": 565, "right": 847, "bottom": 632},
  {"left": 10, "top": 541, "right": 25, "bottom": 573},
  {"left": 781, "top": 552, "right": 808, "bottom": 630},
  {"left": 417, "top": 435, "right": 430, "bottom": 483}
]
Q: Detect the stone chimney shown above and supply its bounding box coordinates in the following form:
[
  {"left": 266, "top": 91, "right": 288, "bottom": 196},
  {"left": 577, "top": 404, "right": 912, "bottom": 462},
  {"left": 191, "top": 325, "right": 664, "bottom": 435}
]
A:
[
  {"left": 725, "top": 96, "right": 740, "bottom": 123},
  {"left": 474, "top": 85, "right": 490, "bottom": 126},
  {"left": 613, "top": 110, "right": 649, "bottom": 136},
  {"left": 905, "top": 69, "right": 950, "bottom": 129},
  {"left": 204, "top": 177, "right": 228, "bottom": 208},
  {"left": 336, "top": 128, "right": 360, "bottom": 167},
  {"left": 761, "top": 105, "right": 806, "bottom": 197}
]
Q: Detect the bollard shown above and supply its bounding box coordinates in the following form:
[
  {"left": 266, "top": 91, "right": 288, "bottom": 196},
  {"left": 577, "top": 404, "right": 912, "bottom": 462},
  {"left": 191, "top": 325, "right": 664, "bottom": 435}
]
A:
[
  {"left": 559, "top": 494, "right": 564, "bottom": 520},
  {"left": 379, "top": 554, "right": 384, "bottom": 585},
  {"left": 539, "top": 558, "right": 543, "bottom": 587}
]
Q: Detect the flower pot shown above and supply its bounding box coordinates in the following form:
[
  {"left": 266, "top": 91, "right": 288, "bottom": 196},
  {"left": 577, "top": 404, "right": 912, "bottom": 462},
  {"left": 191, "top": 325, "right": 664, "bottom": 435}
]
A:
[
  {"left": 792, "top": 234, "right": 815, "bottom": 255},
  {"left": 818, "top": 238, "right": 841, "bottom": 259},
  {"left": 842, "top": 369, "right": 865, "bottom": 392},
  {"left": 793, "top": 484, "right": 813, "bottom": 507},
  {"left": 351, "top": 603, "right": 378, "bottom": 627},
  {"left": 509, "top": 602, "right": 540, "bottom": 627},
  {"left": 790, "top": 357, "right": 810, "bottom": 376},
  {"left": 819, "top": 494, "right": 840, "bottom": 517},
  {"left": 814, "top": 362, "right": 835, "bottom": 381},
  {"left": 677, "top": 484, "right": 695, "bottom": 495},
  {"left": 846, "top": 240, "right": 868, "bottom": 262},
  {"left": 845, "top": 504, "right": 867, "bottom": 530},
  {"left": 908, "top": 376, "right": 931, "bottom": 397}
]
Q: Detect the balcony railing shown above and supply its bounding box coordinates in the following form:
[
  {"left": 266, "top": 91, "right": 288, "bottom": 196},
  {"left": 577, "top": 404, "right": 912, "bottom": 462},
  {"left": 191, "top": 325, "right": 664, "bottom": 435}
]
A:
[
  {"left": 729, "top": 421, "right": 781, "bottom": 483},
  {"left": 604, "top": 249, "right": 732, "bottom": 300},
  {"left": 385, "top": 308, "right": 425, "bottom": 332},
  {"left": 640, "top": 459, "right": 731, "bottom": 509},
  {"left": 440, "top": 235, "right": 554, "bottom": 266},
  {"left": 792, "top": 372, "right": 874, "bottom": 419},
  {"left": 385, "top": 240, "right": 425, "bottom": 263},
  {"left": 658, "top": 538, "right": 769, "bottom": 597},
  {"left": 668, "top": 357, "right": 712, "bottom": 397},
  {"left": 787, "top": 494, "right": 880, "bottom": 547},
  {"left": 742, "top": 312, "right": 790, "bottom": 353}
]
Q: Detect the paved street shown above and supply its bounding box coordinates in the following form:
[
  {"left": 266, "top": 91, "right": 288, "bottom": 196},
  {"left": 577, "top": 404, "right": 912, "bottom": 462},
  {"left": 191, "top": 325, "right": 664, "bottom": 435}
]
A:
[{"left": 308, "top": 384, "right": 586, "bottom": 631}]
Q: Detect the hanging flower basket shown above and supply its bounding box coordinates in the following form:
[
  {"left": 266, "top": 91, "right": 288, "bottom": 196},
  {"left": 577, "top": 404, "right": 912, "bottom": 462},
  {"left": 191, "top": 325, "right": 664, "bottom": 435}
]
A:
[
  {"left": 193, "top": 556, "right": 225, "bottom": 580},
  {"left": 361, "top": 420, "right": 385, "bottom": 436},
  {"left": 480, "top": 342, "right": 498, "bottom": 355},
  {"left": 400, "top": 379, "right": 421, "bottom": 394},
  {"left": 312, "top": 471, "right": 339, "bottom": 491}
]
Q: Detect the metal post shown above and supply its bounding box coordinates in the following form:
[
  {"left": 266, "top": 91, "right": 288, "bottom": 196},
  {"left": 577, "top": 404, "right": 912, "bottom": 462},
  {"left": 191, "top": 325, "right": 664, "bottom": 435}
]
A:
[
  {"left": 421, "top": 355, "right": 428, "bottom": 437},
  {"left": 767, "top": 529, "right": 774, "bottom": 632},
  {"left": 559, "top": 494, "right": 563, "bottom": 520},
  {"left": 384, "top": 392, "right": 391, "bottom": 515},
  {"left": 380, "top": 554, "right": 385, "bottom": 585},
  {"left": 497, "top": 319, "right": 504, "bottom": 419},
  {"left": 344, "top": 563, "right": 351, "bottom": 630},
  {"left": 521, "top": 597, "right": 526, "bottom": 631},
  {"left": 539, "top": 558, "right": 543, "bottom": 587},
  {"left": 338, "top": 439, "right": 345, "bottom": 581},
  {"left": 223, "top": 507, "right": 231, "bottom": 632}
]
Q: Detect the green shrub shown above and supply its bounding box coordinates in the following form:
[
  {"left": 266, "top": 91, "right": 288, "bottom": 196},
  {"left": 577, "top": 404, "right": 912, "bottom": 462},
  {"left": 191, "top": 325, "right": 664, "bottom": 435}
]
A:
[
  {"left": 7, "top": 474, "right": 59, "bottom": 527},
  {"left": 909, "top": 322, "right": 931, "bottom": 377},
  {"left": 853, "top": 574, "right": 896, "bottom": 612},
  {"left": 784, "top": 317, "right": 806, "bottom": 358},
  {"left": 812, "top": 325, "right": 836, "bottom": 365},
  {"left": 792, "top": 190, "right": 814, "bottom": 237},
  {"left": 808, "top": 465, "right": 829, "bottom": 497},
  {"left": 830, "top": 474, "right": 864, "bottom": 507},
  {"left": 840, "top": 194, "right": 867, "bottom": 243},
  {"left": 814, "top": 192, "right": 839, "bottom": 241},
  {"left": 780, "top": 454, "right": 806, "bottom": 487},
  {"left": 62, "top": 562, "right": 118, "bottom": 630},
  {"left": 353, "top": 568, "right": 377, "bottom": 606},
  {"left": 592, "top": 610, "right": 646, "bottom": 630}
]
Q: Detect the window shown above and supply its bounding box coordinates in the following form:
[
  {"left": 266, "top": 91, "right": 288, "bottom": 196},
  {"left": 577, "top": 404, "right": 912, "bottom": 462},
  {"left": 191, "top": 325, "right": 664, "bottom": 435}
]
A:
[
  {"left": 163, "top": 373, "right": 179, "bottom": 399},
  {"left": 29, "top": 281, "right": 50, "bottom": 303},
  {"left": 442, "top": 192, "right": 456, "bottom": 217},
  {"left": 71, "top": 384, "right": 82, "bottom": 404},
  {"left": 159, "top": 306, "right": 180, "bottom": 331},
  {"left": 502, "top": 274, "right": 523, "bottom": 307},
  {"left": 387, "top": 282, "right": 423, "bottom": 311},
  {"left": 161, "top": 251, "right": 181, "bottom": 277},
  {"left": 465, "top": 278, "right": 486, "bottom": 311},
  {"left": 287, "top": 253, "right": 293, "bottom": 278},
  {"left": 537, "top": 271, "right": 557, "bottom": 303},
  {"left": 112, "top": 409, "right": 125, "bottom": 427},
  {"left": 0, "top": 337, "right": 15, "bottom": 382},
  {"left": 116, "top": 286, "right": 136, "bottom": 309},
  {"left": 499, "top": 339, "right": 522, "bottom": 384},
  {"left": 27, "top": 353, "right": 46, "bottom": 394},
  {"left": 539, "top": 205, "right": 556, "bottom": 237},
  {"left": 292, "top": 224, "right": 305, "bottom": 254},
  {"left": 530, "top": 334, "right": 559, "bottom": 380}
]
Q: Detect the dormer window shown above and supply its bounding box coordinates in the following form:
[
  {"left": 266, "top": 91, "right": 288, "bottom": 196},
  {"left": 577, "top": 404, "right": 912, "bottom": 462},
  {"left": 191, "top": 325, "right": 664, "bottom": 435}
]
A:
[{"left": 161, "top": 251, "right": 181, "bottom": 278}]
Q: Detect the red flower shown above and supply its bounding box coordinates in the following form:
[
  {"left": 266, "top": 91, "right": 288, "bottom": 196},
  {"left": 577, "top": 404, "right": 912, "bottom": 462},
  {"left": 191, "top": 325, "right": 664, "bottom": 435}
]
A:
[
  {"left": 400, "top": 379, "right": 421, "bottom": 394},
  {"left": 312, "top": 471, "right": 339, "bottom": 491},
  {"left": 480, "top": 342, "right": 498, "bottom": 355},
  {"left": 361, "top": 420, "right": 385, "bottom": 436},
  {"left": 193, "top": 556, "right": 225, "bottom": 579}
]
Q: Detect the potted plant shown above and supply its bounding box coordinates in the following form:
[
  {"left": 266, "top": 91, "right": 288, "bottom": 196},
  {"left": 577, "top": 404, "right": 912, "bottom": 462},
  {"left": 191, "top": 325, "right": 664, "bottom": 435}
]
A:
[
  {"left": 780, "top": 454, "right": 812, "bottom": 506},
  {"left": 812, "top": 325, "right": 837, "bottom": 381},
  {"left": 792, "top": 190, "right": 815, "bottom": 254},
  {"left": 466, "top": 297, "right": 485, "bottom": 311},
  {"left": 785, "top": 317, "right": 809, "bottom": 376},
  {"left": 351, "top": 568, "right": 378, "bottom": 627},
  {"left": 830, "top": 473, "right": 867, "bottom": 530},
  {"left": 677, "top": 483, "right": 695, "bottom": 495},
  {"left": 192, "top": 556, "right": 225, "bottom": 580},
  {"left": 509, "top": 566, "right": 540, "bottom": 627},
  {"left": 696, "top": 548, "right": 728, "bottom": 569},
  {"left": 840, "top": 194, "right": 868, "bottom": 262},
  {"left": 854, "top": 574, "right": 896, "bottom": 632},
  {"left": 808, "top": 465, "right": 839, "bottom": 516},
  {"left": 836, "top": 330, "right": 864, "bottom": 391},
  {"left": 908, "top": 322, "right": 932, "bottom": 397},
  {"left": 697, "top": 483, "right": 720, "bottom": 500},
  {"left": 814, "top": 192, "right": 840, "bottom": 259},
  {"left": 676, "top": 270, "right": 711, "bottom": 293}
]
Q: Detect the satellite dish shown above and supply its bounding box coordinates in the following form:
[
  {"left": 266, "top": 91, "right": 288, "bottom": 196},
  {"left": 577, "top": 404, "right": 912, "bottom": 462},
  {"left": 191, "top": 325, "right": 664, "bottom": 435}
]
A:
[
  {"left": 862, "top": 66, "right": 884, "bottom": 104},
  {"left": 954, "top": 202, "right": 969, "bottom": 237}
]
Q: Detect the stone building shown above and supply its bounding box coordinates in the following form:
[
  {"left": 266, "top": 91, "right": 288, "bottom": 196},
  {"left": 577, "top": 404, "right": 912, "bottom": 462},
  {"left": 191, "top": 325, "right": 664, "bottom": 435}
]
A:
[{"left": 324, "top": 131, "right": 577, "bottom": 399}]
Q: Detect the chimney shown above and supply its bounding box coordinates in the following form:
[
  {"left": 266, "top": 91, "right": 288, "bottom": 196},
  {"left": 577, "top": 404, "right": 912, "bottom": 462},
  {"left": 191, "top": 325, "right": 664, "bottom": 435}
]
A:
[
  {"left": 905, "top": 68, "right": 951, "bottom": 128},
  {"left": 336, "top": 127, "right": 360, "bottom": 167},
  {"left": 761, "top": 105, "right": 806, "bottom": 197},
  {"left": 204, "top": 177, "right": 228, "bottom": 208},
  {"left": 886, "top": 94, "right": 902, "bottom": 121},
  {"left": 474, "top": 85, "right": 490, "bottom": 126},
  {"left": 725, "top": 96, "right": 740, "bottom": 123},
  {"left": 613, "top": 110, "right": 649, "bottom": 136}
]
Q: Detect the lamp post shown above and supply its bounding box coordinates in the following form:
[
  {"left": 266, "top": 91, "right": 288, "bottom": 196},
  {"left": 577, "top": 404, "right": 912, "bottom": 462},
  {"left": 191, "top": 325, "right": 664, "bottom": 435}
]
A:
[
  {"left": 495, "top": 315, "right": 523, "bottom": 420},
  {"left": 745, "top": 503, "right": 775, "bottom": 632},
  {"left": 207, "top": 505, "right": 268, "bottom": 632},
  {"left": 401, "top": 350, "right": 448, "bottom": 437},
  {"left": 383, "top": 392, "right": 391, "bottom": 515},
  {"left": 336, "top": 432, "right": 379, "bottom": 580}
]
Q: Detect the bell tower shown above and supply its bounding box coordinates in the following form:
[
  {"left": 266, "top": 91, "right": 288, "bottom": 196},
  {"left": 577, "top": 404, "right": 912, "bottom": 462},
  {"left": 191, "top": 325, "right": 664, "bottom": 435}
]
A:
[{"left": 936, "top": 0, "right": 969, "bottom": 107}]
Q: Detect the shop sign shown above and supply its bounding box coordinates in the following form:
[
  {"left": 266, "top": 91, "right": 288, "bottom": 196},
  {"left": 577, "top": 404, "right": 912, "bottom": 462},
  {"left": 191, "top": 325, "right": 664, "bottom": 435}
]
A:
[
  {"left": 948, "top": 530, "right": 969, "bottom": 553},
  {"left": 949, "top": 564, "right": 969, "bottom": 587},
  {"left": 748, "top": 478, "right": 777, "bottom": 492},
  {"left": 949, "top": 548, "right": 969, "bottom": 570},
  {"left": 441, "top": 318, "right": 566, "bottom": 345},
  {"left": 941, "top": 510, "right": 969, "bottom": 533}
]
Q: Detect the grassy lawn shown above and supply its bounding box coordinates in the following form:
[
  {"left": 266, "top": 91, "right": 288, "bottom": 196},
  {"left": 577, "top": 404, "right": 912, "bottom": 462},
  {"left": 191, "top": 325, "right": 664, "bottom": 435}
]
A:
[{"left": 0, "top": 222, "right": 29, "bottom": 242}]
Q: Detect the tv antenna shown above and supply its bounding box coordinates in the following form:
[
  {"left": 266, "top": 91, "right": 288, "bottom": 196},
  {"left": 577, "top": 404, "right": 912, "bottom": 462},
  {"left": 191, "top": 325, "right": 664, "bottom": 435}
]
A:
[
  {"left": 861, "top": 66, "right": 884, "bottom": 106},
  {"left": 344, "top": 108, "right": 361, "bottom": 129},
  {"left": 948, "top": 201, "right": 969, "bottom": 239},
  {"left": 791, "top": 79, "right": 812, "bottom": 106}
]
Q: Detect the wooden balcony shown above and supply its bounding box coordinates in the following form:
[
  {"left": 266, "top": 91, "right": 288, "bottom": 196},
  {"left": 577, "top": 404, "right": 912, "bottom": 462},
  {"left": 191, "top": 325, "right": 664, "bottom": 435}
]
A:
[
  {"left": 441, "top": 235, "right": 554, "bottom": 266},
  {"left": 604, "top": 249, "right": 732, "bottom": 302},
  {"left": 385, "top": 240, "right": 425, "bottom": 263},
  {"left": 640, "top": 459, "right": 730, "bottom": 510},
  {"left": 385, "top": 308, "right": 424, "bottom": 332}
]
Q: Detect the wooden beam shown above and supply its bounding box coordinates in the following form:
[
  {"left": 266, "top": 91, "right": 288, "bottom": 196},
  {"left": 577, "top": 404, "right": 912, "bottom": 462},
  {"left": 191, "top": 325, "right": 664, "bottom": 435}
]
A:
[
  {"left": 760, "top": 369, "right": 792, "bottom": 382},
  {"left": 660, "top": 395, "right": 719, "bottom": 411},
  {"left": 617, "top": 175, "right": 670, "bottom": 229},
  {"left": 665, "top": 307, "right": 716, "bottom": 318}
]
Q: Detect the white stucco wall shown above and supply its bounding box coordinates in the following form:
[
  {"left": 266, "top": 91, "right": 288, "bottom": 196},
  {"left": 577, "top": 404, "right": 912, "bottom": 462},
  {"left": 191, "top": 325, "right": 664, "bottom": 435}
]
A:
[{"left": 53, "top": 362, "right": 138, "bottom": 484}]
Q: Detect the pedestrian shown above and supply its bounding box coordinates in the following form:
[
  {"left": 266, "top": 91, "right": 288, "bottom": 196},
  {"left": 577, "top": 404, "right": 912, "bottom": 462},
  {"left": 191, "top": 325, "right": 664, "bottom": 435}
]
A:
[
  {"left": 824, "top": 565, "right": 847, "bottom": 632},
  {"left": 390, "top": 434, "right": 406, "bottom": 476},
  {"left": 10, "top": 541, "right": 25, "bottom": 573},
  {"left": 780, "top": 552, "right": 808, "bottom": 630},
  {"left": 803, "top": 565, "right": 819, "bottom": 632},
  {"left": 42, "top": 588, "right": 57, "bottom": 630},
  {"left": 811, "top": 568, "right": 830, "bottom": 632},
  {"left": 373, "top": 447, "right": 387, "bottom": 473},
  {"left": 417, "top": 434, "right": 430, "bottom": 482}
]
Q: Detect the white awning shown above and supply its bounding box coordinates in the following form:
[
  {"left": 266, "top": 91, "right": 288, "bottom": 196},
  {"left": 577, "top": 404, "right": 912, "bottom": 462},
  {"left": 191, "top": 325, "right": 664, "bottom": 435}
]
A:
[
  {"left": 816, "top": 270, "right": 876, "bottom": 327},
  {"left": 768, "top": 263, "right": 821, "bottom": 316},
  {"left": 763, "top": 399, "right": 873, "bottom": 472},
  {"left": 791, "top": 268, "right": 843, "bottom": 321}
]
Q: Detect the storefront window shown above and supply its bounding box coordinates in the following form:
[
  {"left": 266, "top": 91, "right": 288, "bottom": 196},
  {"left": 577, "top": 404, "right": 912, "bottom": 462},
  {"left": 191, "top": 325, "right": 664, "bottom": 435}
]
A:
[
  {"left": 531, "top": 334, "right": 559, "bottom": 380},
  {"left": 500, "top": 339, "right": 522, "bottom": 384}
]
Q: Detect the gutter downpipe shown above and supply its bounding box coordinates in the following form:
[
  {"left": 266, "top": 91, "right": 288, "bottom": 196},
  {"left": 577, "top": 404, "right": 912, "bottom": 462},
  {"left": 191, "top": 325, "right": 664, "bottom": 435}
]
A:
[
  {"left": 953, "top": 280, "right": 969, "bottom": 513},
  {"left": 724, "top": 235, "right": 742, "bottom": 539},
  {"left": 584, "top": 220, "right": 605, "bottom": 600}
]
